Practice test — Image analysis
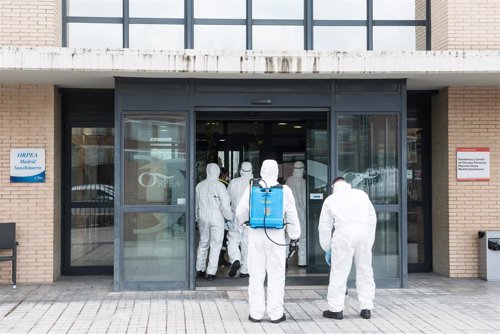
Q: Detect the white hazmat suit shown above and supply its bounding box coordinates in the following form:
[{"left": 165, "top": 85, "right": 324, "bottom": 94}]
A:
[
  {"left": 227, "top": 161, "right": 253, "bottom": 275},
  {"left": 236, "top": 160, "right": 301, "bottom": 322},
  {"left": 196, "top": 163, "right": 233, "bottom": 277},
  {"left": 318, "top": 180, "right": 377, "bottom": 312},
  {"left": 285, "top": 161, "right": 307, "bottom": 266}
]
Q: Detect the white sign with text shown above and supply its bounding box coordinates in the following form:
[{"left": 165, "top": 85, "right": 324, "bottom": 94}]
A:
[
  {"left": 457, "top": 148, "right": 490, "bottom": 181},
  {"left": 10, "top": 148, "right": 46, "bottom": 182}
]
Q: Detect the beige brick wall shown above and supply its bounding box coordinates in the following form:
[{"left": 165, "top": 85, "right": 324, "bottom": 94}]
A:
[
  {"left": 432, "top": 88, "right": 450, "bottom": 276},
  {"left": 432, "top": 0, "right": 500, "bottom": 50},
  {"left": 0, "top": 84, "right": 61, "bottom": 284},
  {"left": 432, "top": 87, "right": 500, "bottom": 277},
  {"left": 0, "top": 0, "right": 62, "bottom": 46}
]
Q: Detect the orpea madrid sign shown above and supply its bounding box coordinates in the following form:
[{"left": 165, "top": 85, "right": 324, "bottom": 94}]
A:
[{"left": 10, "top": 148, "right": 46, "bottom": 183}]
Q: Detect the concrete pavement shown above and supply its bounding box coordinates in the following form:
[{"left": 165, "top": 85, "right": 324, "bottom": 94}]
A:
[{"left": 1, "top": 273, "right": 499, "bottom": 333}]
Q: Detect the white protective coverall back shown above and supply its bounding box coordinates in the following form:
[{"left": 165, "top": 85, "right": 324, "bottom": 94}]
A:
[
  {"left": 318, "top": 180, "right": 377, "bottom": 312},
  {"left": 235, "top": 160, "right": 301, "bottom": 321},
  {"left": 285, "top": 161, "right": 307, "bottom": 266},
  {"left": 227, "top": 161, "right": 253, "bottom": 274},
  {"left": 196, "top": 163, "right": 233, "bottom": 275}
]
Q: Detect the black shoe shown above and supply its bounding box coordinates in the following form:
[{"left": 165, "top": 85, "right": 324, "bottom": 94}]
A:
[
  {"left": 240, "top": 273, "right": 249, "bottom": 278},
  {"left": 270, "top": 314, "right": 286, "bottom": 323},
  {"left": 196, "top": 270, "right": 206, "bottom": 278},
  {"left": 206, "top": 274, "right": 216, "bottom": 281},
  {"left": 229, "top": 260, "right": 240, "bottom": 277},
  {"left": 248, "top": 315, "right": 261, "bottom": 323},
  {"left": 323, "top": 310, "right": 343, "bottom": 320},
  {"left": 298, "top": 265, "right": 307, "bottom": 268},
  {"left": 360, "top": 309, "right": 371, "bottom": 319}
]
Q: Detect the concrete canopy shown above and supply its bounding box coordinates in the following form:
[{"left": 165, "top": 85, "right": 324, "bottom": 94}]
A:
[{"left": 1, "top": 47, "right": 499, "bottom": 89}]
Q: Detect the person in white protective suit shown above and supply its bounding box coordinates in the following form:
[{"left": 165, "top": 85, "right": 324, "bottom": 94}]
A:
[
  {"left": 226, "top": 161, "right": 254, "bottom": 278},
  {"left": 285, "top": 161, "right": 307, "bottom": 267},
  {"left": 195, "top": 163, "right": 234, "bottom": 281},
  {"left": 235, "top": 160, "right": 301, "bottom": 323},
  {"left": 318, "top": 176, "right": 377, "bottom": 320}
]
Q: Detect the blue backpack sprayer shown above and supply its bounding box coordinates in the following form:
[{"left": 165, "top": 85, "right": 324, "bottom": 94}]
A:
[{"left": 246, "top": 178, "right": 298, "bottom": 262}]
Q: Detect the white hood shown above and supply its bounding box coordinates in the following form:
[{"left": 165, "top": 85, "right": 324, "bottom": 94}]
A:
[
  {"left": 240, "top": 161, "right": 253, "bottom": 178},
  {"left": 206, "top": 163, "right": 220, "bottom": 180},
  {"left": 292, "top": 161, "right": 305, "bottom": 177},
  {"left": 333, "top": 180, "right": 352, "bottom": 193},
  {"left": 260, "top": 159, "right": 279, "bottom": 186}
]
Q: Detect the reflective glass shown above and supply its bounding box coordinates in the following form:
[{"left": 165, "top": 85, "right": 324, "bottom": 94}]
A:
[
  {"left": 68, "top": 23, "right": 123, "bottom": 48},
  {"left": 68, "top": 0, "right": 122, "bottom": 17},
  {"left": 130, "top": 0, "right": 184, "bottom": 18},
  {"left": 253, "top": 26, "right": 303, "bottom": 51},
  {"left": 314, "top": 0, "right": 366, "bottom": 20},
  {"left": 71, "top": 128, "right": 114, "bottom": 202},
  {"left": 373, "top": 212, "right": 400, "bottom": 278},
  {"left": 194, "top": 25, "right": 246, "bottom": 50},
  {"left": 407, "top": 207, "right": 424, "bottom": 264},
  {"left": 129, "top": 25, "right": 184, "bottom": 49},
  {"left": 253, "top": 0, "right": 303, "bottom": 19},
  {"left": 71, "top": 208, "right": 114, "bottom": 266},
  {"left": 314, "top": 26, "right": 366, "bottom": 51},
  {"left": 373, "top": 26, "right": 426, "bottom": 51},
  {"left": 407, "top": 127, "right": 422, "bottom": 201},
  {"left": 337, "top": 115, "right": 399, "bottom": 205},
  {"left": 124, "top": 115, "right": 187, "bottom": 206},
  {"left": 373, "top": 0, "right": 426, "bottom": 20},
  {"left": 194, "top": 0, "right": 246, "bottom": 19},
  {"left": 124, "top": 213, "right": 186, "bottom": 281}
]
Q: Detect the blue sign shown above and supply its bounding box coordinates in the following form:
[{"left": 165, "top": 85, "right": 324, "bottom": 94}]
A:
[{"left": 10, "top": 149, "right": 46, "bottom": 183}]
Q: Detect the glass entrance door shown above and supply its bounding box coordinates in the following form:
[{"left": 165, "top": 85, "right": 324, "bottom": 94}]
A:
[
  {"left": 64, "top": 126, "right": 114, "bottom": 275},
  {"left": 337, "top": 114, "right": 401, "bottom": 281},
  {"left": 305, "top": 122, "right": 330, "bottom": 272},
  {"left": 119, "top": 114, "right": 189, "bottom": 290}
]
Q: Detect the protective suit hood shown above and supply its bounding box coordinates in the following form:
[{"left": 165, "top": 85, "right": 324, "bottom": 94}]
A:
[
  {"left": 260, "top": 160, "right": 279, "bottom": 185},
  {"left": 240, "top": 161, "right": 253, "bottom": 178},
  {"left": 206, "top": 163, "right": 220, "bottom": 180},
  {"left": 292, "top": 161, "right": 305, "bottom": 177},
  {"left": 333, "top": 180, "right": 352, "bottom": 193}
]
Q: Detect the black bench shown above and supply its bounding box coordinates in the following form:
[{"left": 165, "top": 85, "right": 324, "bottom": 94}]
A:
[{"left": 0, "top": 222, "right": 18, "bottom": 289}]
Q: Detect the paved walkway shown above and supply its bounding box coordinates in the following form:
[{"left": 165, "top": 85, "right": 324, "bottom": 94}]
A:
[{"left": 1, "top": 274, "right": 499, "bottom": 333}]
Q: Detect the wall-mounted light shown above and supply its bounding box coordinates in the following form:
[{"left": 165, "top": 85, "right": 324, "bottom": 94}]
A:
[
  {"left": 293, "top": 125, "right": 303, "bottom": 129},
  {"left": 278, "top": 122, "right": 288, "bottom": 126}
]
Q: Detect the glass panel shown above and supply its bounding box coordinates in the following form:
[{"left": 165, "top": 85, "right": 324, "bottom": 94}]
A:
[
  {"left": 68, "top": 23, "right": 123, "bottom": 48},
  {"left": 71, "top": 208, "right": 114, "bottom": 266},
  {"left": 337, "top": 115, "right": 399, "bottom": 205},
  {"left": 314, "top": 0, "right": 366, "bottom": 20},
  {"left": 407, "top": 128, "right": 422, "bottom": 201},
  {"left": 130, "top": 0, "right": 184, "bottom": 18},
  {"left": 253, "top": 26, "right": 304, "bottom": 51},
  {"left": 253, "top": 0, "right": 303, "bottom": 19},
  {"left": 408, "top": 207, "right": 424, "bottom": 264},
  {"left": 194, "top": 0, "right": 246, "bottom": 19},
  {"left": 129, "top": 24, "right": 184, "bottom": 49},
  {"left": 314, "top": 26, "right": 366, "bottom": 51},
  {"left": 373, "top": 211, "right": 400, "bottom": 278},
  {"left": 306, "top": 125, "right": 329, "bottom": 269},
  {"left": 373, "top": 0, "right": 426, "bottom": 20},
  {"left": 71, "top": 128, "right": 114, "bottom": 202},
  {"left": 124, "top": 212, "right": 186, "bottom": 281},
  {"left": 124, "top": 115, "right": 187, "bottom": 206},
  {"left": 373, "top": 26, "right": 426, "bottom": 51},
  {"left": 68, "top": 0, "right": 122, "bottom": 17},
  {"left": 194, "top": 25, "right": 246, "bottom": 50}
]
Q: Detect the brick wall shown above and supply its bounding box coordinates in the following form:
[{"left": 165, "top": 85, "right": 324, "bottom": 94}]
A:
[
  {"left": 432, "top": 87, "right": 500, "bottom": 277},
  {"left": 0, "top": 84, "right": 60, "bottom": 284},
  {"left": 432, "top": 0, "right": 500, "bottom": 50},
  {"left": 432, "top": 88, "right": 450, "bottom": 276},
  {"left": 0, "top": 0, "right": 62, "bottom": 46}
]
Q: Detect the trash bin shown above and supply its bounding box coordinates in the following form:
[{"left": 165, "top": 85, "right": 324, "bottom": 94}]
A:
[{"left": 478, "top": 231, "right": 500, "bottom": 281}]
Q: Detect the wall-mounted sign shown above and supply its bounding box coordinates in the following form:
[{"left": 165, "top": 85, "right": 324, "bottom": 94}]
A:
[
  {"left": 10, "top": 148, "right": 46, "bottom": 183},
  {"left": 457, "top": 148, "right": 490, "bottom": 181}
]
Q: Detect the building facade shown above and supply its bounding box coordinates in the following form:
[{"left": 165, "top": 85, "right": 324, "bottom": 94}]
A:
[{"left": 0, "top": 0, "right": 499, "bottom": 290}]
